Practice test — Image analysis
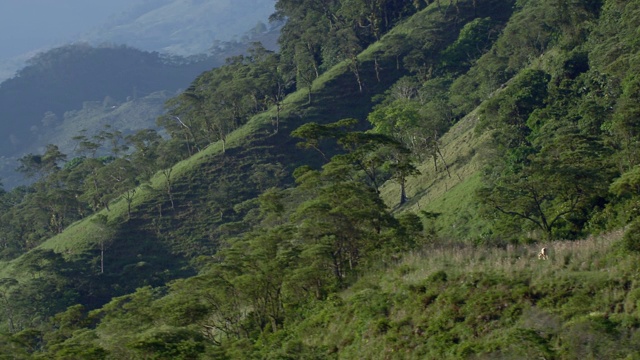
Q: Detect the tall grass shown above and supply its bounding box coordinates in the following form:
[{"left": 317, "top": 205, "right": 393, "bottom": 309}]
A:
[{"left": 394, "top": 230, "right": 624, "bottom": 288}]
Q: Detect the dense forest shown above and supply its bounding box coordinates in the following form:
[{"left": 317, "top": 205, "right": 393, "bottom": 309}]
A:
[{"left": 1, "top": 0, "right": 640, "bottom": 358}]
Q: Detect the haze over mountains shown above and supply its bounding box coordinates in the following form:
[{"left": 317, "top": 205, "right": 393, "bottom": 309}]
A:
[
  {"left": 80, "top": 0, "right": 278, "bottom": 55},
  {"left": 0, "top": 0, "right": 277, "bottom": 82},
  {"left": 0, "top": 0, "right": 278, "bottom": 188},
  {"left": 0, "top": 0, "right": 140, "bottom": 81}
]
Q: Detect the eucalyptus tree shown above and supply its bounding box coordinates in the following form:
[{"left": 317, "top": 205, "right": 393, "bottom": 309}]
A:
[
  {"left": 30, "top": 171, "right": 79, "bottom": 234},
  {"left": 160, "top": 96, "right": 205, "bottom": 157},
  {"left": 16, "top": 144, "right": 66, "bottom": 180},
  {"left": 477, "top": 65, "right": 615, "bottom": 240},
  {"left": 291, "top": 163, "right": 395, "bottom": 290},
  {"left": 77, "top": 157, "right": 115, "bottom": 212},
  {"left": 102, "top": 158, "right": 140, "bottom": 220},
  {"left": 165, "top": 46, "right": 287, "bottom": 152},
  {"left": 368, "top": 97, "right": 449, "bottom": 174},
  {"left": 291, "top": 119, "right": 414, "bottom": 290},
  {"left": 125, "top": 129, "right": 163, "bottom": 181},
  {"left": 274, "top": 0, "right": 417, "bottom": 93},
  {"left": 248, "top": 45, "right": 294, "bottom": 132}
]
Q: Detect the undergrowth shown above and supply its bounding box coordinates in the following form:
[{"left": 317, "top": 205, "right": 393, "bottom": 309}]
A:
[{"left": 272, "top": 231, "right": 640, "bottom": 359}]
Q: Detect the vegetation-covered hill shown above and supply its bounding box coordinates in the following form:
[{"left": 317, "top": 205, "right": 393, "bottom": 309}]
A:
[
  {"left": 1, "top": 0, "right": 640, "bottom": 358},
  {"left": 0, "top": 28, "right": 281, "bottom": 188},
  {"left": 0, "top": 44, "right": 219, "bottom": 156}
]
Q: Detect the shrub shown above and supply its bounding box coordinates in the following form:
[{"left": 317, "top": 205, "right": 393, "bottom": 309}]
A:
[{"left": 622, "top": 219, "right": 640, "bottom": 252}]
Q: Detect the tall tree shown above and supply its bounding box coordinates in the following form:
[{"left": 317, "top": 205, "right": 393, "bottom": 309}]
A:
[{"left": 16, "top": 145, "right": 66, "bottom": 179}]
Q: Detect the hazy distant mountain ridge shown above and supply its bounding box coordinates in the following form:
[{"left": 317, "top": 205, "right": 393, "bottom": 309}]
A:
[
  {"left": 0, "top": 0, "right": 277, "bottom": 82},
  {"left": 81, "top": 0, "right": 277, "bottom": 55}
]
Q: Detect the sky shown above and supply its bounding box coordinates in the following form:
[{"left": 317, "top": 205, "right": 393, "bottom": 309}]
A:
[{"left": 0, "top": 0, "right": 136, "bottom": 59}]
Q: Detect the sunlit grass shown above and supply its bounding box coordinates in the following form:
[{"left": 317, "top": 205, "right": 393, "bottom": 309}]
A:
[{"left": 380, "top": 108, "right": 493, "bottom": 240}]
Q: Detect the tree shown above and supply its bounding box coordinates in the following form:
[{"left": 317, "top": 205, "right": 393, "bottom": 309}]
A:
[
  {"left": 126, "top": 129, "right": 163, "bottom": 180},
  {"left": 101, "top": 158, "right": 139, "bottom": 220},
  {"left": 368, "top": 98, "right": 449, "bottom": 172},
  {"left": 324, "top": 27, "right": 365, "bottom": 91},
  {"left": 331, "top": 131, "right": 400, "bottom": 193},
  {"left": 607, "top": 74, "right": 640, "bottom": 171},
  {"left": 161, "top": 168, "right": 175, "bottom": 211},
  {"left": 6, "top": 249, "right": 89, "bottom": 331},
  {"left": 156, "top": 113, "right": 200, "bottom": 157},
  {"left": 440, "top": 17, "right": 497, "bottom": 74},
  {"left": 383, "top": 34, "right": 411, "bottom": 70},
  {"left": 294, "top": 44, "right": 318, "bottom": 104},
  {"left": 31, "top": 172, "right": 79, "bottom": 234},
  {"left": 72, "top": 134, "right": 101, "bottom": 158},
  {"left": 97, "top": 126, "right": 129, "bottom": 158},
  {"left": 479, "top": 69, "right": 550, "bottom": 168},
  {"left": 128, "top": 328, "right": 205, "bottom": 360},
  {"left": 0, "top": 278, "right": 19, "bottom": 333},
  {"left": 16, "top": 144, "right": 66, "bottom": 179},
  {"left": 386, "top": 147, "right": 420, "bottom": 205},
  {"left": 610, "top": 166, "right": 640, "bottom": 198},
  {"left": 480, "top": 125, "right": 609, "bottom": 240},
  {"left": 290, "top": 122, "right": 401, "bottom": 289},
  {"left": 216, "top": 226, "right": 297, "bottom": 333},
  {"left": 292, "top": 177, "right": 393, "bottom": 288},
  {"left": 291, "top": 118, "right": 359, "bottom": 162},
  {"left": 77, "top": 157, "right": 114, "bottom": 212},
  {"left": 254, "top": 50, "right": 294, "bottom": 133}
]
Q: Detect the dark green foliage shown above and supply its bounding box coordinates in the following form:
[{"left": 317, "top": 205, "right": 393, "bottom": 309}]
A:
[
  {"left": 622, "top": 219, "right": 640, "bottom": 253},
  {"left": 162, "top": 43, "right": 291, "bottom": 153},
  {"left": 608, "top": 74, "right": 640, "bottom": 170},
  {"left": 440, "top": 17, "right": 498, "bottom": 74},
  {"left": 274, "top": 0, "right": 417, "bottom": 91},
  {"left": 429, "top": 270, "right": 448, "bottom": 283},
  {"left": 128, "top": 328, "right": 206, "bottom": 360},
  {"left": 479, "top": 69, "right": 550, "bottom": 154}
]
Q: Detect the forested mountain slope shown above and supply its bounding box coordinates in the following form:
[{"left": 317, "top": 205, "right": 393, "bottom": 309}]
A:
[
  {"left": 0, "top": 24, "right": 280, "bottom": 189},
  {"left": 1, "top": 0, "right": 640, "bottom": 358}
]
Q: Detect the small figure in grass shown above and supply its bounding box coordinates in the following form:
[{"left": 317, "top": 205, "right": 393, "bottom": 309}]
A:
[{"left": 538, "top": 247, "right": 549, "bottom": 260}]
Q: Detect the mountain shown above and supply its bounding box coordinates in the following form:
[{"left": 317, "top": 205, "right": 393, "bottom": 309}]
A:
[
  {"left": 0, "top": 0, "right": 278, "bottom": 82},
  {"left": 1, "top": 0, "right": 640, "bottom": 358},
  {"left": 0, "top": 0, "right": 280, "bottom": 188},
  {"left": 0, "top": 44, "right": 218, "bottom": 188}
]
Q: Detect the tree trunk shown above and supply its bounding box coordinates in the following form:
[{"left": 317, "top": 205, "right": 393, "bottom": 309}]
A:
[
  {"left": 400, "top": 178, "right": 407, "bottom": 205},
  {"left": 100, "top": 241, "right": 105, "bottom": 274}
]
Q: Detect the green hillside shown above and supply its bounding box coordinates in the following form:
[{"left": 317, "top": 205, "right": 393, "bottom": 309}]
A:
[{"left": 1, "top": 0, "right": 640, "bottom": 358}]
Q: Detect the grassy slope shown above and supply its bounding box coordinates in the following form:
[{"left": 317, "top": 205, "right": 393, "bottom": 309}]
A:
[
  {"left": 85, "top": 1, "right": 640, "bottom": 358},
  {"left": 380, "top": 107, "right": 492, "bottom": 241},
  {"left": 0, "top": 7, "right": 409, "bottom": 284},
  {"left": 0, "top": 4, "right": 521, "bottom": 339},
  {"left": 2, "top": 1, "right": 498, "bottom": 280}
]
